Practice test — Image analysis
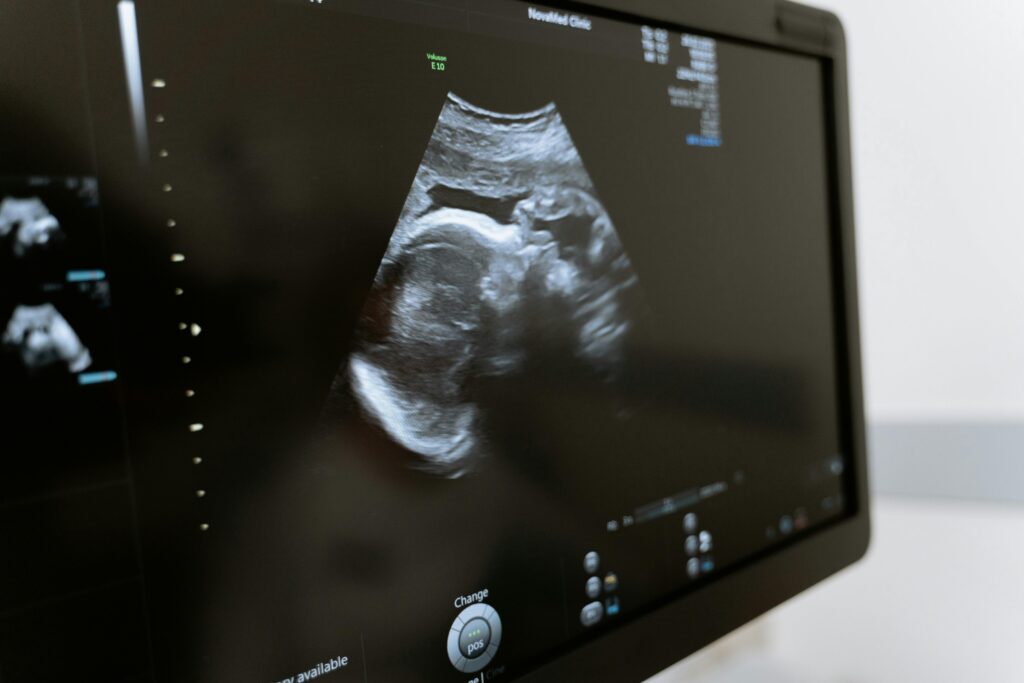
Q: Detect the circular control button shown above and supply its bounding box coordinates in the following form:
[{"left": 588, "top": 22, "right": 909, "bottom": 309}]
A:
[
  {"left": 447, "top": 604, "right": 503, "bottom": 674},
  {"left": 687, "top": 557, "right": 701, "bottom": 579},
  {"left": 458, "top": 618, "right": 491, "bottom": 659},
  {"left": 580, "top": 600, "right": 604, "bottom": 628},
  {"left": 586, "top": 576, "right": 602, "bottom": 599}
]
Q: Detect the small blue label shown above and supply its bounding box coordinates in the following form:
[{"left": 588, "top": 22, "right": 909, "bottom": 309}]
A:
[
  {"left": 686, "top": 135, "right": 723, "bottom": 148},
  {"left": 78, "top": 370, "right": 118, "bottom": 386},
  {"left": 67, "top": 270, "right": 107, "bottom": 283}
]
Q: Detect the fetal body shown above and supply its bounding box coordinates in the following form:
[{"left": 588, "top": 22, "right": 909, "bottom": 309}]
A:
[{"left": 335, "top": 93, "right": 641, "bottom": 477}]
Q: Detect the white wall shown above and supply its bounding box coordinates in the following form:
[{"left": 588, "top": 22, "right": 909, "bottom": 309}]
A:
[{"left": 814, "top": 0, "right": 1024, "bottom": 422}]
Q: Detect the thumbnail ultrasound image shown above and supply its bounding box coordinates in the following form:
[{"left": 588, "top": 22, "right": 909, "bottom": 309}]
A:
[
  {"left": 2, "top": 303, "right": 92, "bottom": 374},
  {"left": 0, "top": 281, "right": 123, "bottom": 502},
  {"left": 0, "top": 197, "right": 63, "bottom": 258},
  {"left": 330, "top": 93, "right": 642, "bottom": 478},
  {"left": 0, "top": 177, "right": 102, "bottom": 276},
  {"left": 0, "top": 278, "right": 122, "bottom": 502},
  {"left": 0, "top": 280, "right": 114, "bottom": 381}
]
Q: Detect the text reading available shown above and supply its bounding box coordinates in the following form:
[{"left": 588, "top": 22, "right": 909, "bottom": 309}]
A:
[{"left": 273, "top": 655, "right": 349, "bottom": 683}]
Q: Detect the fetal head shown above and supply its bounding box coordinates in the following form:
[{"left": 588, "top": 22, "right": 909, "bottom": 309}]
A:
[{"left": 392, "top": 240, "right": 488, "bottom": 343}]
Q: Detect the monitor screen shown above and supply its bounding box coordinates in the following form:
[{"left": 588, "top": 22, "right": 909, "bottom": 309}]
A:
[{"left": 0, "top": 1, "right": 855, "bottom": 681}]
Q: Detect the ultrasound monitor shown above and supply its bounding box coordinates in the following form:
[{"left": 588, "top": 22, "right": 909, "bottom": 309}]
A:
[{"left": 0, "top": 1, "right": 868, "bottom": 681}]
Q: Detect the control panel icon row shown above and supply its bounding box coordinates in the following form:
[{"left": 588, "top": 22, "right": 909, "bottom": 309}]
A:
[{"left": 581, "top": 551, "right": 621, "bottom": 628}]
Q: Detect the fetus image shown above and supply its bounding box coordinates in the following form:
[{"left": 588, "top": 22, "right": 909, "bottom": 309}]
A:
[
  {"left": 0, "top": 197, "right": 64, "bottom": 258},
  {"left": 332, "top": 93, "right": 641, "bottom": 478},
  {"left": 2, "top": 304, "right": 92, "bottom": 374}
]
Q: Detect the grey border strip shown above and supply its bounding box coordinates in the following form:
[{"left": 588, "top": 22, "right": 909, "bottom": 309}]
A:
[{"left": 870, "top": 423, "right": 1024, "bottom": 504}]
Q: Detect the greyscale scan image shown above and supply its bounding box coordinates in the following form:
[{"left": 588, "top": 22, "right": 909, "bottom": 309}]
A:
[
  {"left": 2, "top": 304, "right": 92, "bottom": 374},
  {"left": 0, "top": 197, "right": 64, "bottom": 258},
  {"left": 330, "top": 93, "right": 642, "bottom": 478}
]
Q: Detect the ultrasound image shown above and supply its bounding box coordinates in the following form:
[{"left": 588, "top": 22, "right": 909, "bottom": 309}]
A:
[
  {"left": 0, "top": 177, "right": 102, "bottom": 277},
  {"left": 2, "top": 303, "right": 92, "bottom": 374},
  {"left": 0, "top": 197, "right": 64, "bottom": 258},
  {"left": 333, "top": 93, "right": 641, "bottom": 478}
]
